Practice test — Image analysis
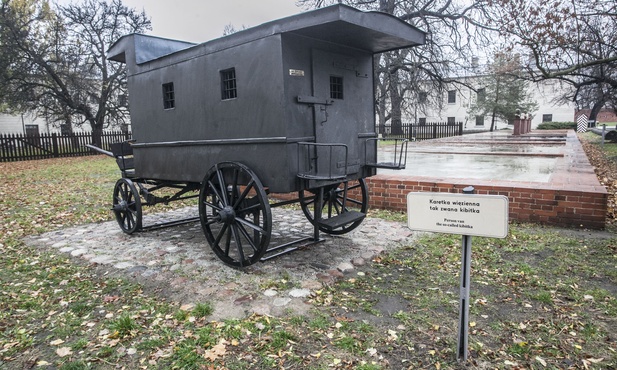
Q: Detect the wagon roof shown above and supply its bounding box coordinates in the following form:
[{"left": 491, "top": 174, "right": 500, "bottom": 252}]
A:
[{"left": 108, "top": 4, "right": 426, "bottom": 65}]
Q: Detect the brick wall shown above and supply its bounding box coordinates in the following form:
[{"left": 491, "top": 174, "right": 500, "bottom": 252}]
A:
[{"left": 365, "top": 175, "right": 607, "bottom": 230}]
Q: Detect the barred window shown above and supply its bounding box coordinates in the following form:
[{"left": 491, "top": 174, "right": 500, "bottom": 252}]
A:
[
  {"left": 477, "top": 88, "right": 486, "bottom": 102},
  {"left": 330, "top": 76, "right": 344, "bottom": 99},
  {"left": 221, "top": 68, "right": 237, "bottom": 100},
  {"left": 418, "top": 91, "right": 427, "bottom": 103},
  {"left": 162, "top": 82, "right": 175, "bottom": 109}
]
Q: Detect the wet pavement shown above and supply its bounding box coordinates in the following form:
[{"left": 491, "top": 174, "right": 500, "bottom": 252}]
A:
[
  {"left": 375, "top": 130, "right": 604, "bottom": 194},
  {"left": 377, "top": 130, "right": 566, "bottom": 183}
]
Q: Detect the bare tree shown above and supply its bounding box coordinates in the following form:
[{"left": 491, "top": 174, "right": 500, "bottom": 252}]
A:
[
  {"left": 0, "top": 0, "right": 150, "bottom": 144},
  {"left": 489, "top": 0, "right": 617, "bottom": 121}
]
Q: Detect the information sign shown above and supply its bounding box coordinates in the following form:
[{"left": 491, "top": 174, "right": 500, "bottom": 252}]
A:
[{"left": 407, "top": 192, "right": 509, "bottom": 238}]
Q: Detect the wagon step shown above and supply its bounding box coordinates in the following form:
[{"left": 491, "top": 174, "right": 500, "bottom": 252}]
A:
[
  {"left": 316, "top": 211, "right": 366, "bottom": 231},
  {"left": 366, "top": 161, "right": 406, "bottom": 169}
]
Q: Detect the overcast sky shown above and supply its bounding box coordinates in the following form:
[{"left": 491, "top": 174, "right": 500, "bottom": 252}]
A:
[{"left": 111, "top": 0, "right": 305, "bottom": 43}]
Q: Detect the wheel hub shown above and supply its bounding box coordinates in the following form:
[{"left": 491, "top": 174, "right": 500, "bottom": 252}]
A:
[
  {"left": 217, "top": 206, "right": 236, "bottom": 223},
  {"left": 113, "top": 200, "right": 129, "bottom": 212}
]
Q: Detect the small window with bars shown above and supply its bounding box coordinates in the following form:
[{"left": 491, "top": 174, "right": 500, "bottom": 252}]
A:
[
  {"left": 477, "top": 88, "right": 486, "bottom": 102},
  {"left": 330, "top": 76, "right": 343, "bottom": 99},
  {"left": 418, "top": 91, "right": 427, "bottom": 103},
  {"left": 221, "top": 68, "right": 237, "bottom": 100},
  {"left": 162, "top": 82, "right": 175, "bottom": 109}
]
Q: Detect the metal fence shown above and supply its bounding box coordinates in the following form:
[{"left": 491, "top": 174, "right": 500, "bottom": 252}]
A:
[
  {"left": 1, "top": 122, "right": 463, "bottom": 162},
  {"left": 377, "top": 121, "right": 463, "bottom": 140},
  {"left": 0, "top": 131, "right": 131, "bottom": 162}
]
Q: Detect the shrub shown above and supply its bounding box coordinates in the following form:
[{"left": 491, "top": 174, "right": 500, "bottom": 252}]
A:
[{"left": 536, "top": 121, "right": 576, "bottom": 130}]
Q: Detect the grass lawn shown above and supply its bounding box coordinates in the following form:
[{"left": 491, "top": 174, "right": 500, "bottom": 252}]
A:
[{"left": 0, "top": 148, "right": 615, "bottom": 369}]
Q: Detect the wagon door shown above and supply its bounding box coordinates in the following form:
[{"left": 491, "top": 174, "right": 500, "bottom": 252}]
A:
[{"left": 302, "top": 49, "right": 373, "bottom": 178}]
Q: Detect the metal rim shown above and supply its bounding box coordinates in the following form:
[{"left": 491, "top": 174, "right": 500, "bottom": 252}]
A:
[
  {"left": 199, "top": 162, "right": 272, "bottom": 267},
  {"left": 298, "top": 178, "right": 369, "bottom": 235},
  {"left": 112, "top": 178, "right": 142, "bottom": 234}
]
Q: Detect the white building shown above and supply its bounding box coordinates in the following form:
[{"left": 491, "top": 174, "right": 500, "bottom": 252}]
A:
[
  {"left": 0, "top": 112, "right": 129, "bottom": 135},
  {"left": 0, "top": 113, "right": 53, "bottom": 135},
  {"left": 412, "top": 74, "right": 575, "bottom": 131}
]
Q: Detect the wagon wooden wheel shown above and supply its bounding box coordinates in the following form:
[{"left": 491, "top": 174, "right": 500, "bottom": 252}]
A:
[
  {"left": 299, "top": 178, "right": 369, "bottom": 235},
  {"left": 199, "top": 162, "right": 272, "bottom": 267},
  {"left": 112, "top": 178, "right": 142, "bottom": 234}
]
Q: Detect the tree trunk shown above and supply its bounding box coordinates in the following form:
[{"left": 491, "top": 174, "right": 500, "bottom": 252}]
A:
[
  {"left": 390, "top": 84, "right": 404, "bottom": 135},
  {"left": 89, "top": 117, "right": 103, "bottom": 148},
  {"left": 588, "top": 97, "right": 607, "bottom": 125},
  {"left": 490, "top": 80, "right": 501, "bottom": 132},
  {"left": 490, "top": 109, "right": 497, "bottom": 132}
]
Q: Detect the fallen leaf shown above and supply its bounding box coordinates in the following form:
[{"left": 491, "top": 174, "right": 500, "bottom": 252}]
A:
[
  {"left": 204, "top": 340, "right": 227, "bottom": 361},
  {"left": 536, "top": 356, "right": 547, "bottom": 367},
  {"left": 587, "top": 358, "right": 604, "bottom": 363},
  {"left": 50, "top": 339, "right": 65, "bottom": 346},
  {"left": 56, "top": 347, "right": 73, "bottom": 357},
  {"left": 180, "top": 303, "right": 195, "bottom": 311}
]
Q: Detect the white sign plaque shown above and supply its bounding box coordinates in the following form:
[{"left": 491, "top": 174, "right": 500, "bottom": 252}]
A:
[{"left": 407, "top": 192, "right": 509, "bottom": 238}]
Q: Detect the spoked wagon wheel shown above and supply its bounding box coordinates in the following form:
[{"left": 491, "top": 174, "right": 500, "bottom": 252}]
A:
[
  {"left": 112, "top": 178, "right": 142, "bottom": 234},
  {"left": 299, "top": 178, "right": 369, "bottom": 235},
  {"left": 199, "top": 162, "right": 272, "bottom": 267}
]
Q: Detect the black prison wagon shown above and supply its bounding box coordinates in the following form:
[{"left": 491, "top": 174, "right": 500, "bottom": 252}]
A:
[{"left": 102, "top": 4, "right": 425, "bottom": 267}]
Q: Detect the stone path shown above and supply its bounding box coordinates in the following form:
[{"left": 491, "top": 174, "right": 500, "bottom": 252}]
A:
[{"left": 25, "top": 207, "right": 417, "bottom": 321}]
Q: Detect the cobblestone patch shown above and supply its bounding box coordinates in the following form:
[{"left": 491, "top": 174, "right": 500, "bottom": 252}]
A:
[{"left": 25, "top": 206, "right": 417, "bottom": 321}]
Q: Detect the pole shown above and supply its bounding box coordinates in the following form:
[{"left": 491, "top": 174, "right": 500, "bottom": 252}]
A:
[
  {"left": 602, "top": 124, "right": 606, "bottom": 148},
  {"left": 457, "top": 185, "right": 475, "bottom": 362}
]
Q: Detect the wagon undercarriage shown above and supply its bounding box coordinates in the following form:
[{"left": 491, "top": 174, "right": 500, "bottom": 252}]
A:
[{"left": 110, "top": 158, "right": 372, "bottom": 268}]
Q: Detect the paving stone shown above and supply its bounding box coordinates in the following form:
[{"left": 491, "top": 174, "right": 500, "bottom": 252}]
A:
[
  {"left": 289, "top": 288, "right": 311, "bottom": 298},
  {"left": 90, "top": 255, "right": 116, "bottom": 265},
  {"left": 337, "top": 262, "right": 354, "bottom": 273},
  {"left": 301, "top": 280, "right": 323, "bottom": 290},
  {"left": 70, "top": 249, "right": 88, "bottom": 257},
  {"left": 273, "top": 298, "right": 291, "bottom": 307},
  {"left": 114, "top": 262, "right": 135, "bottom": 269}
]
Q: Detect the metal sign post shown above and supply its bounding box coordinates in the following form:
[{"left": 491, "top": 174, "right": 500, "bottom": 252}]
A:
[
  {"left": 457, "top": 186, "right": 474, "bottom": 362},
  {"left": 407, "top": 186, "right": 509, "bottom": 363}
]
